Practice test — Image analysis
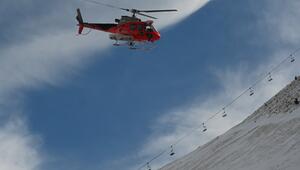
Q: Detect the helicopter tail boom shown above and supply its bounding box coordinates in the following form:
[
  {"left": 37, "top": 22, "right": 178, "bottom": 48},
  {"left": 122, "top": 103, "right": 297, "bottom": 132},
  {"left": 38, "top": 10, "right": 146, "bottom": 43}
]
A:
[{"left": 76, "top": 8, "right": 118, "bottom": 34}]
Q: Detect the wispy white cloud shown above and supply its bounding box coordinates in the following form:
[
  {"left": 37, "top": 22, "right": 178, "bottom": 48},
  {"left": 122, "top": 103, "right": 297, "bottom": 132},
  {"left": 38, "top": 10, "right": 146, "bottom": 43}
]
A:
[
  {"left": 261, "top": 0, "right": 300, "bottom": 45},
  {"left": 0, "top": 116, "right": 42, "bottom": 170}
]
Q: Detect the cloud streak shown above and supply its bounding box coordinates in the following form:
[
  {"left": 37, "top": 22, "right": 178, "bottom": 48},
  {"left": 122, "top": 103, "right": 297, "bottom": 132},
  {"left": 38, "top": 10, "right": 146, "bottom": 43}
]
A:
[{"left": 0, "top": 116, "right": 42, "bottom": 170}]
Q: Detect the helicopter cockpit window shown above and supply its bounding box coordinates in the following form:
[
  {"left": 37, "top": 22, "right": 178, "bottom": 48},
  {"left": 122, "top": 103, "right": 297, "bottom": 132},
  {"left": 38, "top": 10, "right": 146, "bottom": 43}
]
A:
[
  {"left": 146, "top": 25, "right": 153, "bottom": 32},
  {"left": 130, "top": 24, "right": 136, "bottom": 31}
]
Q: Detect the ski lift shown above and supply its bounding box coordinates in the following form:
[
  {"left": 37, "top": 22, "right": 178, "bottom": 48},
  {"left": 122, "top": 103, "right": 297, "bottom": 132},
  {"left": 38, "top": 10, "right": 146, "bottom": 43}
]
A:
[
  {"left": 249, "top": 88, "right": 254, "bottom": 96},
  {"left": 170, "top": 145, "right": 175, "bottom": 156},
  {"left": 222, "top": 108, "right": 227, "bottom": 117},
  {"left": 146, "top": 162, "right": 151, "bottom": 170},
  {"left": 290, "top": 55, "right": 295, "bottom": 62},
  {"left": 202, "top": 123, "right": 207, "bottom": 132},
  {"left": 267, "top": 73, "right": 273, "bottom": 82}
]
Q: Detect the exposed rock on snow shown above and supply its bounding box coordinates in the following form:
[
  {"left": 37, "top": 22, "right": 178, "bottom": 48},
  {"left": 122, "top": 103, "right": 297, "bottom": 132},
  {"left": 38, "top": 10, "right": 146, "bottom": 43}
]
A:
[{"left": 161, "top": 76, "right": 300, "bottom": 170}]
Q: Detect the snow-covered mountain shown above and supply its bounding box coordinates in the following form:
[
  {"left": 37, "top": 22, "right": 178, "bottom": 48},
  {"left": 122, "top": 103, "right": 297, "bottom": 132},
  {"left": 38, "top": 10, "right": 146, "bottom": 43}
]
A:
[{"left": 161, "top": 77, "right": 300, "bottom": 170}]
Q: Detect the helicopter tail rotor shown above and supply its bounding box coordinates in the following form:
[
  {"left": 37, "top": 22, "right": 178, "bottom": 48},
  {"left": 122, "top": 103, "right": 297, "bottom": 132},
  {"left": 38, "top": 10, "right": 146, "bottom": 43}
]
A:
[
  {"left": 76, "top": 8, "right": 84, "bottom": 24},
  {"left": 76, "top": 8, "right": 84, "bottom": 34}
]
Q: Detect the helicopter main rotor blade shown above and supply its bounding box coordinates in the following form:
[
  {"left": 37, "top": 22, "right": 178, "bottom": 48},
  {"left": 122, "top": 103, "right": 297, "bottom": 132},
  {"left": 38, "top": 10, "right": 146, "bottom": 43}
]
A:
[
  {"left": 83, "top": 0, "right": 177, "bottom": 19},
  {"left": 136, "top": 12, "right": 158, "bottom": 19},
  {"left": 85, "top": 0, "right": 129, "bottom": 11},
  {"left": 138, "top": 9, "right": 178, "bottom": 13},
  {"left": 135, "top": 9, "right": 177, "bottom": 19}
]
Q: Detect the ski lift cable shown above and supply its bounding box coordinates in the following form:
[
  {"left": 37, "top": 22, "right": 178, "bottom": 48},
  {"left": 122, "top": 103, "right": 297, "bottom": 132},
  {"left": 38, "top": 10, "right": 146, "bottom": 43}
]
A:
[
  {"left": 205, "top": 87, "right": 250, "bottom": 123},
  {"left": 136, "top": 47, "right": 299, "bottom": 170},
  {"left": 252, "top": 47, "right": 300, "bottom": 86},
  {"left": 206, "top": 47, "right": 300, "bottom": 123},
  {"left": 137, "top": 150, "right": 168, "bottom": 170},
  {"left": 172, "top": 128, "right": 200, "bottom": 146}
]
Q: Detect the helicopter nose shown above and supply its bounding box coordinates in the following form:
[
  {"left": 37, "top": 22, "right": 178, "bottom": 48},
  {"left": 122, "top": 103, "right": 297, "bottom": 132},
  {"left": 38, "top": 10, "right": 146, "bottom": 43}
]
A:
[{"left": 154, "top": 32, "right": 161, "bottom": 41}]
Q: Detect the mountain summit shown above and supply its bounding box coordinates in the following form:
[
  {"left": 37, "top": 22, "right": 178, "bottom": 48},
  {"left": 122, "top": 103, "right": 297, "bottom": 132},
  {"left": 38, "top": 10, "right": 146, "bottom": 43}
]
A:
[{"left": 161, "top": 76, "right": 300, "bottom": 170}]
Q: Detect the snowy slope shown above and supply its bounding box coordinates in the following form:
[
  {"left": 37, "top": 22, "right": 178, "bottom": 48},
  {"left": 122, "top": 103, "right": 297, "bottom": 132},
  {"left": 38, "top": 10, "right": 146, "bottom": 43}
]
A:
[{"left": 161, "top": 77, "right": 300, "bottom": 170}]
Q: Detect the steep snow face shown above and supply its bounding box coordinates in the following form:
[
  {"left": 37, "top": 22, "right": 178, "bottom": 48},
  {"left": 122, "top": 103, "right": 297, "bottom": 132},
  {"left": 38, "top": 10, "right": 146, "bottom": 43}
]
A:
[{"left": 161, "top": 77, "right": 300, "bottom": 170}]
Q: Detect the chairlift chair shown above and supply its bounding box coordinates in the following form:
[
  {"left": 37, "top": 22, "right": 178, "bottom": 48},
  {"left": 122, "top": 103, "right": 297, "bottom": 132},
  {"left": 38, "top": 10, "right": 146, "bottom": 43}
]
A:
[
  {"left": 290, "top": 55, "right": 295, "bottom": 62},
  {"left": 147, "top": 162, "right": 151, "bottom": 170},
  {"left": 268, "top": 73, "right": 273, "bottom": 82},
  {"left": 222, "top": 108, "right": 227, "bottom": 117},
  {"left": 170, "top": 145, "right": 175, "bottom": 156},
  {"left": 202, "top": 123, "right": 207, "bottom": 132},
  {"left": 249, "top": 88, "right": 254, "bottom": 96},
  {"left": 295, "top": 98, "right": 299, "bottom": 105}
]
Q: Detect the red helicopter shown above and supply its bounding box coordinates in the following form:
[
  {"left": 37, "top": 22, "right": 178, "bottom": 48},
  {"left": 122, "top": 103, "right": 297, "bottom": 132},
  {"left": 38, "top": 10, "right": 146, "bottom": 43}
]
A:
[{"left": 76, "top": 0, "right": 177, "bottom": 49}]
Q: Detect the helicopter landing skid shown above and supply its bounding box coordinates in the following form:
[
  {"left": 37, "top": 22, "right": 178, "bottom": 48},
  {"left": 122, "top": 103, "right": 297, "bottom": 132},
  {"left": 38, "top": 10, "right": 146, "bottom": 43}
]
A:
[{"left": 113, "top": 41, "right": 156, "bottom": 51}]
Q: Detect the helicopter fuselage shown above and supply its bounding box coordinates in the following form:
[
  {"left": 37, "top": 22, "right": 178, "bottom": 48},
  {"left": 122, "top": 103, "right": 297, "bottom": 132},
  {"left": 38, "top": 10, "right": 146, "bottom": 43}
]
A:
[{"left": 77, "top": 11, "right": 161, "bottom": 43}]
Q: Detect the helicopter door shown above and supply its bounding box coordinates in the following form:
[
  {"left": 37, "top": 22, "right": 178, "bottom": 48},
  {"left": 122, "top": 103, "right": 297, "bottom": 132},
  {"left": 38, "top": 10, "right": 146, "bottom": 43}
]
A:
[
  {"left": 137, "top": 24, "right": 144, "bottom": 35},
  {"left": 129, "top": 24, "right": 136, "bottom": 34},
  {"left": 129, "top": 24, "right": 136, "bottom": 33}
]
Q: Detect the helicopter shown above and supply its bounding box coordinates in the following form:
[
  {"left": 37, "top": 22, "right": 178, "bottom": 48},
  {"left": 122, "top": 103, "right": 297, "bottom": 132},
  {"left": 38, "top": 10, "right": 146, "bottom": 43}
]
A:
[{"left": 76, "top": 0, "right": 178, "bottom": 49}]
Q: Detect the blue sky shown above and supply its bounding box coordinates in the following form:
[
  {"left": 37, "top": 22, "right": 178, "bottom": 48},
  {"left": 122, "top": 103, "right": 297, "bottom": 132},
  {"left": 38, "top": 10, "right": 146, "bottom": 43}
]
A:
[{"left": 0, "top": 0, "right": 300, "bottom": 170}]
